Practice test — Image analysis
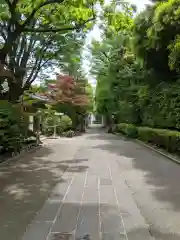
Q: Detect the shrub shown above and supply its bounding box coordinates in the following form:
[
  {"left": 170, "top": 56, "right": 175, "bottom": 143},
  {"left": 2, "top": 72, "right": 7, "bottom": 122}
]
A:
[
  {"left": 43, "top": 114, "right": 72, "bottom": 136},
  {"left": 0, "top": 101, "right": 28, "bottom": 153},
  {"left": 116, "top": 123, "right": 138, "bottom": 138},
  {"left": 116, "top": 122, "right": 180, "bottom": 153},
  {"left": 137, "top": 127, "right": 180, "bottom": 153},
  {"left": 42, "top": 115, "right": 56, "bottom": 136},
  {"left": 59, "top": 115, "right": 72, "bottom": 132}
]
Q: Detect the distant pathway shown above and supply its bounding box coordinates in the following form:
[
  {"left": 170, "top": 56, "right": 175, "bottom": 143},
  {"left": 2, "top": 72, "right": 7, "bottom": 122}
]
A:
[{"left": 1, "top": 129, "right": 180, "bottom": 239}]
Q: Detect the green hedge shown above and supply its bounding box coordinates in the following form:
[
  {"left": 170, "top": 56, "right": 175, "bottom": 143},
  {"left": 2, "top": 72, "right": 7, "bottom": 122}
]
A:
[
  {"left": 0, "top": 101, "right": 29, "bottom": 153},
  {"left": 138, "top": 127, "right": 180, "bottom": 153},
  {"left": 116, "top": 123, "right": 137, "bottom": 138},
  {"left": 116, "top": 123, "right": 180, "bottom": 153}
]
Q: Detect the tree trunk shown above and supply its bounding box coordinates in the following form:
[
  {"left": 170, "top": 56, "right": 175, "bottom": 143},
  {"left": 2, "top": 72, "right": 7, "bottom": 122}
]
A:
[{"left": 106, "top": 114, "right": 114, "bottom": 133}]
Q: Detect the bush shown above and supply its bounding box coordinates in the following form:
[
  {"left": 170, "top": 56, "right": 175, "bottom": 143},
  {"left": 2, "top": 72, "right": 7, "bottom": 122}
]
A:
[
  {"left": 42, "top": 114, "right": 72, "bottom": 136},
  {"left": 59, "top": 115, "right": 72, "bottom": 132},
  {"left": 42, "top": 115, "right": 55, "bottom": 136},
  {"left": 116, "top": 123, "right": 180, "bottom": 153},
  {"left": 116, "top": 123, "right": 137, "bottom": 138},
  {"left": 0, "top": 101, "right": 29, "bottom": 153},
  {"left": 137, "top": 127, "right": 180, "bottom": 153}
]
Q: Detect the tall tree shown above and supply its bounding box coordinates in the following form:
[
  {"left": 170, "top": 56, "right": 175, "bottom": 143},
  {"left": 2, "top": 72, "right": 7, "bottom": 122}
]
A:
[
  {"left": 91, "top": 1, "right": 135, "bottom": 128},
  {"left": 133, "top": 0, "right": 180, "bottom": 81},
  {"left": 0, "top": 31, "right": 83, "bottom": 101},
  {"left": 0, "top": 0, "right": 99, "bottom": 65},
  {"left": 0, "top": 0, "right": 103, "bottom": 102}
]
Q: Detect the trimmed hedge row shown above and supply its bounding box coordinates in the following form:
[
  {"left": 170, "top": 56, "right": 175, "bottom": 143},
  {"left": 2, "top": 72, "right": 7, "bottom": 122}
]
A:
[
  {"left": 116, "top": 123, "right": 137, "bottom": 138},
  {"left": 116, "top": 123, "right": 180, "bottom": 153}
]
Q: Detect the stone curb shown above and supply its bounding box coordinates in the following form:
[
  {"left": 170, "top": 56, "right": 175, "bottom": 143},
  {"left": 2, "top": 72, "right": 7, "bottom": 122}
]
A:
[{"left": 135, "top": 139, "right": 180, "bottom": 165}]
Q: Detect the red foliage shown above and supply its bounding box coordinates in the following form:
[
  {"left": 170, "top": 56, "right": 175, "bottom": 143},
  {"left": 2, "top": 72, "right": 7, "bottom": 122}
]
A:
[{"left": 46, "top": 74, "right": 89, "bottom": 107}]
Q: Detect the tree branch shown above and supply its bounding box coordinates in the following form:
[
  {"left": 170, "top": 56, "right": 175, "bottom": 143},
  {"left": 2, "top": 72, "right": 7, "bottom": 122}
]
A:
[
  {"left": 24, "top": 57, "right": 40, "bottom": 88},
  {"left": 22, "top": 0, "right": 65, "bottom": 27},
  {"left": 23, "top": 17, "right": 95, "bottom": 33},
  {"left": 24, "top": 44, "right": 62, "bottom": 89},
  {"left": 23, "top": 26, "right": 78, "bottom": 33},
  {"left": 102, "top": 51, "right": 109, "bottom": 60},
  {"left": 19, "top": 35, "right": 35, "bottom": 69},
  {"left": 24, "top": 42, "right": 50, "bottom": 87},
  {"left": 16, "top": 35, "right": 26, "bottom": 65}
]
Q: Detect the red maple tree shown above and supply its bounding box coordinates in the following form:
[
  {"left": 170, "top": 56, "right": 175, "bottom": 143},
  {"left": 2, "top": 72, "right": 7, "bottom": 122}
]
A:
[{"left": 45, "top": 74, "right": 89, "bottom": 107}]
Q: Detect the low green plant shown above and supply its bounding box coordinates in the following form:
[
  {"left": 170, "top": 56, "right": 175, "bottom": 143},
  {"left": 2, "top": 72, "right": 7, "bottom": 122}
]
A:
[
  {"left": 59, "top": 115, "right": 72, "bottom": 132},
  {"left": 137, "top": 127, "right": 180, "bottom": 153},
  {"left": 116, "top": 122, "right": 180, "bottom": 153},
  {"left": 0, "top": 101, "right": 28, "bottom": 153},
  {"left": 116, "top": 123, "right": 138, "bottom": 138},
  {"left": 43, "top": 114, "right": 72, "bottom": 136}
]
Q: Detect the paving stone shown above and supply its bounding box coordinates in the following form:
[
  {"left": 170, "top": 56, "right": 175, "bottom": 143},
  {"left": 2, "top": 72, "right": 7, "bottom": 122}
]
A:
[
  {"left": 64, "top": 184, "right": 84, "bottom": 203},
  {"left": 52, "top": 203, "right": 80, "bottom": 233},
  {"left": 48, "top": 232, "right": 74, "bottom": 240},
  {"left": 100, "top": 186, "right": 117, "bottom": 204},
  {"left": 83, "top": 187, "right": 98, "bottom": 203},
  {"left": 100, "top": 204, "right": 124, "bottom": 234},
  {"left": 64, "top": 175, "right": 85, "bottom": 203},
  {"left": 22, "top": 221, "right": 52, "bottom": 240},
  {"left": 85, "top": 175, "right": 98, "bottom": 188},
  {"left": 34, "top": 200, "right": 61, "bottom": 222},
  {"left": 101, "top": 232, "right": 127, "bottom": 240},
  {"left": 121, "top": 212, "right": 148, "bottom": 232},
  {"left": 75, "top": 204, "right": 100, "bottom": 240},
  {"left": 127, "top": 227, "right": 152, "bottom": 240},
  {"left": 100, "top": 178, "right": 112, "bottom": 186},
  {"left": 49, "top": 178, "right": 73, "bottom": 202},
  {"left": 113, "top": 184, "right": 148, "bottom": 232}
]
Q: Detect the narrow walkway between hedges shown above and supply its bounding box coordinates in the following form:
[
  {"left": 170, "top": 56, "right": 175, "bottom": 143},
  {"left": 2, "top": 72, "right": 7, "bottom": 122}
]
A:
[{"left": 1, "top": 128, "right": 180, "bottom": 239}]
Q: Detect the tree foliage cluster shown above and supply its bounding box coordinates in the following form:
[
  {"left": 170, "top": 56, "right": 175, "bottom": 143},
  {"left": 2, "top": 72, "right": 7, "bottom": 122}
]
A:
[
  {"left": 0, "top": 0, "right": 101, "bottom": 102},
  {"left": 94, "top": 0, "right": 180, "bottom": 132},
  {"left": 41, "top": 73, "right": 93, "bottom": 131},
  {"left": 41, "top": 105, "right": 73, "bottom": 136},
  {"left": 0, "top": 0, "right": 97, "bottom": 153},
  {"left": 0, "top": 100, "right": 34, "bottom": 154}
]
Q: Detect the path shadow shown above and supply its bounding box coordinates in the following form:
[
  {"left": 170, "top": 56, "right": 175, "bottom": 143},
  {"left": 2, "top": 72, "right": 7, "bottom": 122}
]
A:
[
  {"left": 55, "top": 158, "right": 89, "bottom": 173},
  {"left": 91, "top": 132, "right": 180, "bottom": 212},
  {"left": 0, "top": 144, "right": 88, "bottom": 240}
]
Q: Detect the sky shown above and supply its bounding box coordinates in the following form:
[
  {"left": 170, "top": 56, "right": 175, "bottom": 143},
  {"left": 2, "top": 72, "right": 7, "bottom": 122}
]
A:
[{"left": 84, "top": 0, "right": 151, "bottom": 88}]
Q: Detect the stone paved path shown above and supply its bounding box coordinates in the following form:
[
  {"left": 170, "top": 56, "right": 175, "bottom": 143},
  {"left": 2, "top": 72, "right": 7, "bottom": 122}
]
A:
[
  {"left": 22, "top": 130, "right": 152, "bottom": 240},
  {"left": 2, "top": 128, "right": 180, "bottom": 240},
  {"left": 0, "top": 137, "right": 82, "bottom": 240}
]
